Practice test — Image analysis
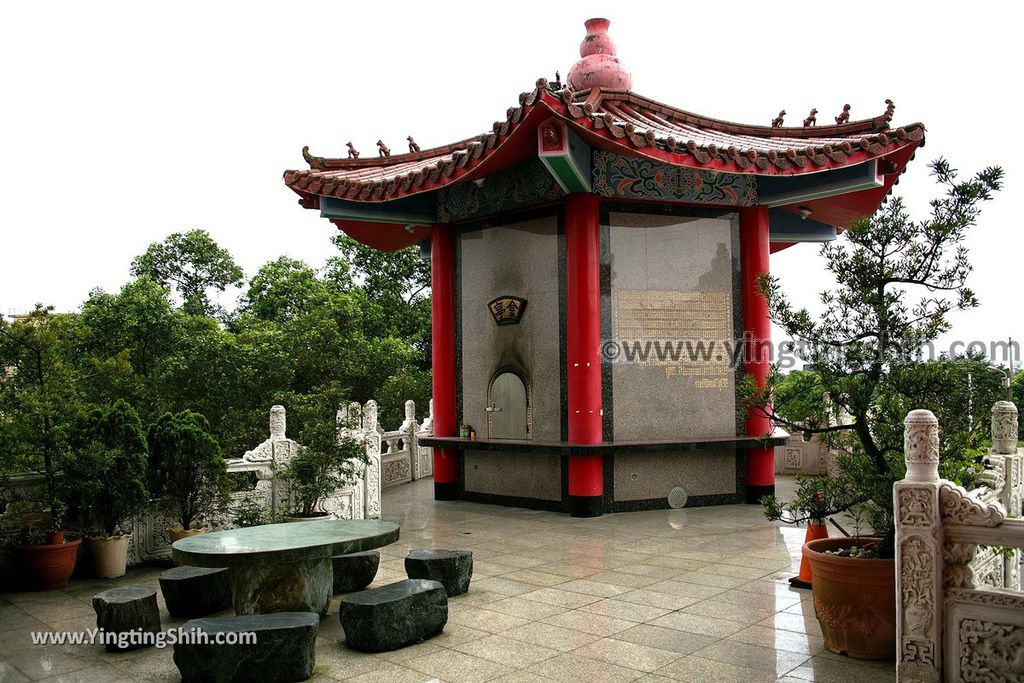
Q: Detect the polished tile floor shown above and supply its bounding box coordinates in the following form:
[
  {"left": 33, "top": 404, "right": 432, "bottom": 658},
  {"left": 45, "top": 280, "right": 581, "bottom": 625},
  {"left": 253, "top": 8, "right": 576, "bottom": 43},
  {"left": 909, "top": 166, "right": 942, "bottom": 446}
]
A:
[{"left": 0, "top": 476, "right": 895, "bottom": 682}]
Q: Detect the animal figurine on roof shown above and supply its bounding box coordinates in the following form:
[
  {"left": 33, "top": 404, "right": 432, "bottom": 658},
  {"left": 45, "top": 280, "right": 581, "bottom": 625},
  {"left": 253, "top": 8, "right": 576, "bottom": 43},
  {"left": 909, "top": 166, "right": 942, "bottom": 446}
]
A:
[
  {"left": 883, "top": 99, "right": 895, "bottom": 121},
  {"left": 346, "top": 142, "right": 360, "bottom": 159},
  {"left": 377, "top": 140, "right": 391, "bottom": 158},
  {"left": 407, "top": 136, "right": 420, "bottom": 153},
  {"left": 803, "top": 108, "right": 818, "bottom": 127},
  {"left": 834, "top": 104, "right": 852, "bottom": 125},
  {"left": 771, "top": 110, "right": 786, "bottom": 128}
]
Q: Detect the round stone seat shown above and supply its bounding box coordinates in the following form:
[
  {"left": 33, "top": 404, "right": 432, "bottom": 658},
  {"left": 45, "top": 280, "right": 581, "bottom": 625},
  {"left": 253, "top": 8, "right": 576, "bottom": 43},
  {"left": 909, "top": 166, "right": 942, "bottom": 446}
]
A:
[
  {"left": 173, "top": 611, "right": 319, "bottom": 683},
  {"left": 404, "top": 549, "right": 473, "bottom": 596},
  {"left": 332, "top": 550, "right": 380, "bottom": 594},
  {"left": 339, "top": 579, "right": 448, "bottom": 652},
  {"left": 91, "top": 587, "right": 161, "bottom": 652},
  {"left": 159, "top": 565, "right": 231, "bottom": 618}
]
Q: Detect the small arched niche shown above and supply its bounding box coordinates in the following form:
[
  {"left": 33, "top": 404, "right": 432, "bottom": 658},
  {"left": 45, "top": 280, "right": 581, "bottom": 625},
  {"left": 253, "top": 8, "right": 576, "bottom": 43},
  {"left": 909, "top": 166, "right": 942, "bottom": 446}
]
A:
[{"left": 487, "top": 370, "right": 530, "bottom": 439}]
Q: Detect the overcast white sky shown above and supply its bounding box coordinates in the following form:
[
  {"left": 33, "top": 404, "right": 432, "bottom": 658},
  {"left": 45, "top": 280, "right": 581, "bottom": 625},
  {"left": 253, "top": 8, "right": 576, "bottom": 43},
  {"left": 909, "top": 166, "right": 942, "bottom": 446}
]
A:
[{"left": 1, "top": 1, "right": 1020, "bottom": 367}]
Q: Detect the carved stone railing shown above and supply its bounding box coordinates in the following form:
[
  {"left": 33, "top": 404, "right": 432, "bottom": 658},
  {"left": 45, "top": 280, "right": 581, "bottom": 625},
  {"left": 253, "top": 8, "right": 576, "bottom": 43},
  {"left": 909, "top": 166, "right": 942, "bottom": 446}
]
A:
[
  {"left": 895, "top": 401, "right": 1023, "bottom": 682},
  {"left": 342, "top": 399, "right": 434, "bottom": 490}
]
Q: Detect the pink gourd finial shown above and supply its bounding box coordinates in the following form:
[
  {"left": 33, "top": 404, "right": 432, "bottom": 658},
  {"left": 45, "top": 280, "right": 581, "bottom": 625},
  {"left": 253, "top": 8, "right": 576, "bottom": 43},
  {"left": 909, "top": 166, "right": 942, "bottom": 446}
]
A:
[{"left": 567, "top": 18, "right": 632, "bottom": 92}]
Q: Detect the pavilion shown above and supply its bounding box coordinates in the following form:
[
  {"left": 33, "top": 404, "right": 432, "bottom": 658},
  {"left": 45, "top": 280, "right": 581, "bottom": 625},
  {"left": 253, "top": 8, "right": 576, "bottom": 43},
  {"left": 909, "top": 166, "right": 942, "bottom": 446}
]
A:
[{"left": 283, "top": 18, "right": 925, "bottom": 517}]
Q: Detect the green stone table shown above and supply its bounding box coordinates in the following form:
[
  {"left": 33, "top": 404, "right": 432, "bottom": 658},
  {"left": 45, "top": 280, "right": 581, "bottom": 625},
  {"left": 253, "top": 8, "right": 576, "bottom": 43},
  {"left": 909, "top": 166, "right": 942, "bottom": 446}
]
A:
[{"left": 172, "top": 520, "right": 400, "bottom": 616}]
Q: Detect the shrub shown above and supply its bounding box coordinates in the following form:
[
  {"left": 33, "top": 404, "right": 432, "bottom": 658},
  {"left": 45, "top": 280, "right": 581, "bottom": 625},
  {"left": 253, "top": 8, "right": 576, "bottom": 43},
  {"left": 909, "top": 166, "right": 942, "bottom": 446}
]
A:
[
  {"left": 147, "top": 410, "right": 228, "bottom": 530},
  {"left": 63, "top": 400, "right": 149, "bottom": 536}
]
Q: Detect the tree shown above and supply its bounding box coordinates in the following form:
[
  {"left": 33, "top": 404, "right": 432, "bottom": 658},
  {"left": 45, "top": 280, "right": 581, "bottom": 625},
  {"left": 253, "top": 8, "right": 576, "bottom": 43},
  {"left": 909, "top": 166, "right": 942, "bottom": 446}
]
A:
[
  {"left": 237, "top": 257, "right": 328, "bottom": 324},
  {"left": 750, "top": 159, "right": 1004, "bottom": 556},
  {"left": 773, "top": 369, "right": 829, "bottom": 429},
  {"left": 147, "top": 410, "right": 228, "bottom": 530},
  {"left": 62, "top": 400, "right": 149, "bottom": 536},
  {"left": 131, "top": 230, "right": 244, "bottom": 316},
  {"left": 332, "top": 235, "right": 431, "bottom": 359},
  {"left": 1014, "top": 370, "right": 1024, "bottom": 434},
  {"left": 78, "top": 279, "right": 181, "bottom": 417},
  {"left": 282, "top": 388, "right": 367, "bottom": 517},
  {"left": 0, "top": 306, "right": 82, "bottom": 528}
]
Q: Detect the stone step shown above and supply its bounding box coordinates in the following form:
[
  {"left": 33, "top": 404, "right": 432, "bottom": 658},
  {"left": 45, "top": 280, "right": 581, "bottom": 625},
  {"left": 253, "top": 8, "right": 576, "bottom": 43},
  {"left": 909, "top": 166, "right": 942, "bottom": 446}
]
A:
[
  {"left": 173, "top": 611, "right": 319, "bottom": 683},
  {"left": 339, "top": 579, "right": 448, "bottom": 652},
  {"left": 159, "top": 566, "right": 231, "bottom": 618},
  {"left": 404, "top": 548, "right": 473, "bottom": 596}
]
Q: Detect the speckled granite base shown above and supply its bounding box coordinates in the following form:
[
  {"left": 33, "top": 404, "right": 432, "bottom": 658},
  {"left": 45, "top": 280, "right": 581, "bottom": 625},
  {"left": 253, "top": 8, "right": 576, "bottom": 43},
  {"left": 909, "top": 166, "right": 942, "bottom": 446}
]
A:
[{"left": 229, "top": 558, "right": 332, "bottom": 616}]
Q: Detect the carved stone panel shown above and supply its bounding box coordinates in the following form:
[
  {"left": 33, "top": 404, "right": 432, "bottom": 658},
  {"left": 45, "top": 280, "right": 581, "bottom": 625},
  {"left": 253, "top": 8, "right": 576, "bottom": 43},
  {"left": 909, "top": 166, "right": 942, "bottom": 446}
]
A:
[{"left": 945, "top": 590, "right": 1024, "bottom": 682}]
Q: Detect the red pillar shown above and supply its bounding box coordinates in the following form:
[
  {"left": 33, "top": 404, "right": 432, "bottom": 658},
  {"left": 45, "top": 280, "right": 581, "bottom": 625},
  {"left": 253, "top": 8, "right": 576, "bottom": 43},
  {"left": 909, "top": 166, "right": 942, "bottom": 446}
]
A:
[
  {"left": 564, "top": 193, "right": 604, "bottom": 517},
  {"left": 431, "top": 225, "right": 458, "bottom": 500},
  {"left": 739, "top": 206, "right": 775, "bottom": 502}
]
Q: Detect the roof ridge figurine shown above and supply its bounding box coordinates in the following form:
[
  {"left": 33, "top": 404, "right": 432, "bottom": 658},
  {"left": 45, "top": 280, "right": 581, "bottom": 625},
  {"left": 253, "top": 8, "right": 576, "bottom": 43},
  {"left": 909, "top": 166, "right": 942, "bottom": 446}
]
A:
[
  {"left": 771, "top": 110, "right": 786, "bottom": 128},
  {"left": 803, "top": 109, "right": 818, "bottom": 127},
  {"left": 883, "top": 99, "right": 895, "bottom": 122},
  {"left": 377, "top": 140, "right": 390, "bottom": 158},
  {"left": 407, "top": 136, "right": 420, "bottom": 153},
  {"left": 835, "top": 104, "right": 852, "bottom": 125},
  {"left": 346, "top": 142, "right": 359, "bottom": 159}
]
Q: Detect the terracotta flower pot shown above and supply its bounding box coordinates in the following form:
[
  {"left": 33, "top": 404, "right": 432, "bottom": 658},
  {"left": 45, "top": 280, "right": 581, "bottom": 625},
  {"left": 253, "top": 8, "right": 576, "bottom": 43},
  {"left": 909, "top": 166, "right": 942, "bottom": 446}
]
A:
[
  {"left": 803, "top": 537, "right": 895, "bottom": 660},
  {"left": 89, "top": 535, "right": 131, "bottom": 579},
  {"left": 14, "top": 537, "right": 82, "bottom": 591}
]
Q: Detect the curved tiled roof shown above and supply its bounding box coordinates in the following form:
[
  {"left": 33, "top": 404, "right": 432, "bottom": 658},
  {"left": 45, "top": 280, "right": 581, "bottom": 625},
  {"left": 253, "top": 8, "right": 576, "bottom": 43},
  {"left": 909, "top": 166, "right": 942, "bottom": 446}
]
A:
[{"left": 284, "top": 79, "right": 924, "bottom": 205}]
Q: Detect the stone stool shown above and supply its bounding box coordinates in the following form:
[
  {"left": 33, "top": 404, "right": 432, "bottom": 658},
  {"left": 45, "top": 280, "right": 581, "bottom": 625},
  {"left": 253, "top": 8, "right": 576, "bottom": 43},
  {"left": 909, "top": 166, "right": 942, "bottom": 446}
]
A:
[
  {"left": 92, "top": 587, "right": 161, "bottom": 652},
  {"left": 159, "top": 566, "right": 231, "bottom": 618},
  {"left": 339, "top": 579, "right": 447, "bottom": 652},
  {"left": 173, "top": 612, "right": 318, "bottom": 683},
  {"left": 332, "top": 550, "right": 380, "bottom": 594},
  {"left": 404, "top": 549, "right": 473, "bottom": 596}
]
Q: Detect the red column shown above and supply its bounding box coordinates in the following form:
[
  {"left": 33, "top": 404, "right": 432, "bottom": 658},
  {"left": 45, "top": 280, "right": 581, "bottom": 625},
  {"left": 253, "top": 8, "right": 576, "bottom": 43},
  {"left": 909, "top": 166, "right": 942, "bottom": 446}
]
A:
[
  {"left": 564, "top": 193, "right": 604, "bottom": 517},
  {"left": 739, "top": 206, "right": 775, "bottom": 502},
  {"left": 431, "top": 225, "right": 458, "bottom": 500}
]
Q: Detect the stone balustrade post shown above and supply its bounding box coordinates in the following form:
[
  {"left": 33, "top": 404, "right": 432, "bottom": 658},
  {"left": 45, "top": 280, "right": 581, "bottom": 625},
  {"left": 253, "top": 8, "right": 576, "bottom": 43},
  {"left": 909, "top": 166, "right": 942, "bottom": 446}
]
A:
[
  {"left": 895, "top": 409, "right": 944, "bottom": 682},
  {"left": 362, "top": 401, "right": 382, "bottom": 519},
  {"left": 421, "top": 399, "right": 434, "bottom": 434},
  {"left": 401, "top": 400, "right": 423, "bottom": 480},
  {"left": 992, "top": 401, "right": 1021, "bottom": 588},
  {"left": 991, "top": 400, "right": 1019, "bottom": 456}
]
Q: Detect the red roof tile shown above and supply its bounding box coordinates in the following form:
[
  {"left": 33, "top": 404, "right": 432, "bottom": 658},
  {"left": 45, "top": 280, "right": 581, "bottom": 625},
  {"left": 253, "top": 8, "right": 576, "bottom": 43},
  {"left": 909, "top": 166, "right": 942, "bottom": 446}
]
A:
[{"left": 283, "top": 79, "right": 924, "bottom": 205}]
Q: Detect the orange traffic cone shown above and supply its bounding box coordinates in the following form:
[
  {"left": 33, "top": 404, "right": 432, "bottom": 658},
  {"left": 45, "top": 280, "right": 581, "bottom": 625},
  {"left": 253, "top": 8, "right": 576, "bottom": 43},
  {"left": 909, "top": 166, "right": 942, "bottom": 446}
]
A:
[{"left": 789, "top": 522, "right": 828, "bottom": 589}]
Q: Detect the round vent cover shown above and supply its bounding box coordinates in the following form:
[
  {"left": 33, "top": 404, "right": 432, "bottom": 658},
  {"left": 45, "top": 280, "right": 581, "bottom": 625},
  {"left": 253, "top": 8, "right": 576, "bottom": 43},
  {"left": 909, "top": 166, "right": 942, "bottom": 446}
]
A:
[{"left": 667, "top": 486, "right": 688, "bottom": 509}]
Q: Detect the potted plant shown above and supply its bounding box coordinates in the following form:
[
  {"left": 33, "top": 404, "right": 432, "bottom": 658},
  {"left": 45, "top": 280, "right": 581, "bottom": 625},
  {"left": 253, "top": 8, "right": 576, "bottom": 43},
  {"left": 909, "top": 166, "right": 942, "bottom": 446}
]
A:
[
  {"left": 762, "top": 474, "right": 856, "bottom": 588},
  {"left": 0, "top": 307, "right": 82, "bottom": 590},
  {"left": 62, "top": 400, "right": 149, "bottom": 578},
  {"left": 747, "top": 160, "right": 1003, "bottom": 659},
  {"left": 147, "top": 410, "right": 228, "bottom": 542},
  {"left": 283, "top": 417, "right": 366, "bottom": 521}
]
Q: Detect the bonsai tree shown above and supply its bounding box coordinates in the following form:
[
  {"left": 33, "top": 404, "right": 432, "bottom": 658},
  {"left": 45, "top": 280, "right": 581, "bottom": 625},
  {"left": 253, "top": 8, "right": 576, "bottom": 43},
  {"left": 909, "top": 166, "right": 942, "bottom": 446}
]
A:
[
  {"left": 62, "top": 400, "right": 149, "bottom": 537},
  {"left": 284, "top": 414, "right": 367, "bottom": 518},
  {"left": 748, "top": 159, "right": 1004, "bottom": 558},
  {"left": 147, "top": 410, "right": 228, "bottom": 531}
]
